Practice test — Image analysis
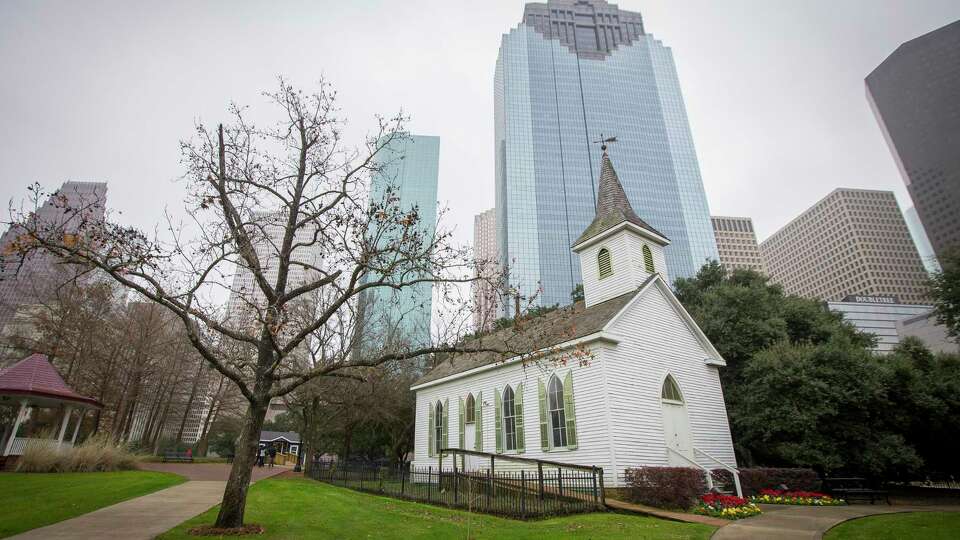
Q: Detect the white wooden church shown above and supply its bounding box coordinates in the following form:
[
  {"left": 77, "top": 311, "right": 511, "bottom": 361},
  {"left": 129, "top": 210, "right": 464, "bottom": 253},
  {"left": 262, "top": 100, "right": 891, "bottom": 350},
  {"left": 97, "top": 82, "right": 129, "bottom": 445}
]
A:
[{"left": 411, "top": 148, "right": 738, "bottom": 489}]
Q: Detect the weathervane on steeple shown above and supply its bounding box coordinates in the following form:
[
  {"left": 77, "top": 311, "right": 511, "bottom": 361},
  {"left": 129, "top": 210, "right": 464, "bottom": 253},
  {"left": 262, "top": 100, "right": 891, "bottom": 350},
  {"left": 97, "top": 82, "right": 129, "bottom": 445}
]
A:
[{"left": 592, "top": 134, "right": 618, "bottom": 153}]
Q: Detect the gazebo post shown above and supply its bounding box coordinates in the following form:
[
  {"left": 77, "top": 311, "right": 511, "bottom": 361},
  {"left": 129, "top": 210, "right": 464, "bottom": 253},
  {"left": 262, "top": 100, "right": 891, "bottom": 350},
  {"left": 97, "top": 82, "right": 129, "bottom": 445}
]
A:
[
  {"left": 70, "top": 409, "right": 84, "bottom": 445},
  {"left": 57, "top": 406, "right": 74, "bottom": 444},
  {"left": 3, "top": 401, "right": 28, "bottom": 456}
]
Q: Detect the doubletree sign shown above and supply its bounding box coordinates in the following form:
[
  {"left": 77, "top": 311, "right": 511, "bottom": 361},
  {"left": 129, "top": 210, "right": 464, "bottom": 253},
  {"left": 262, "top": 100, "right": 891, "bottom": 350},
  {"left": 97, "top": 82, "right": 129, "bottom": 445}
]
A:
[{"left": 842, "top": 294, "right": 900, "bottom": 304}]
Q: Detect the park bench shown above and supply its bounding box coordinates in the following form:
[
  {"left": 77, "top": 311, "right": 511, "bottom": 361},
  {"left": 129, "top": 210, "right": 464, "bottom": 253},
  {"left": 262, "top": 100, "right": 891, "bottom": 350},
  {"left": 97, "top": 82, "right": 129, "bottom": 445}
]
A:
[
  {"left": 162, "top": 451, "right": 194, "bottom": 463},
  {"left": 824, "top": 477, "right": 889, "bottom": 504}
]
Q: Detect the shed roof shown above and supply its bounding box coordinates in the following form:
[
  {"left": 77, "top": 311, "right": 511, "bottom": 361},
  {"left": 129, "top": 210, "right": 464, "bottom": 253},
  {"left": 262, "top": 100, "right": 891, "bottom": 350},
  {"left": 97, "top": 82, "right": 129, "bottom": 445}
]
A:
[
  {"left": 259, "top": 430, "right": 301, "bottom": 444},
  {"left": 0, "top": 353, "right": 102, "bottom": 408}
]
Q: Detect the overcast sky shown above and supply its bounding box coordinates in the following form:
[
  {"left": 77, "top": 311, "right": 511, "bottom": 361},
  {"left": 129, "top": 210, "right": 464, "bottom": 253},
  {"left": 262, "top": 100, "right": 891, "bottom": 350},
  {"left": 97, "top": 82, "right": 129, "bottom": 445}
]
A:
[{"left": 1, "top": 0, "right": 958, "bottom": 247}]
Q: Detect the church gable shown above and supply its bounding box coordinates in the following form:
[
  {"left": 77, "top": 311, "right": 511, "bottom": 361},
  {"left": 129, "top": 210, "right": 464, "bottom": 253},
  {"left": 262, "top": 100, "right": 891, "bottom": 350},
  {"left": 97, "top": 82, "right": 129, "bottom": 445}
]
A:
[{"left": 604, "top": 276, "right": 724, "bottom": 366}]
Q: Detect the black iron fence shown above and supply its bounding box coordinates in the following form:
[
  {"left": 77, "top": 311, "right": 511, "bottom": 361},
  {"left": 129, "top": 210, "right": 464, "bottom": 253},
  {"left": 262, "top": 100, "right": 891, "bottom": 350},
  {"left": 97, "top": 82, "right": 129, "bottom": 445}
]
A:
[{"left": 307, "top": 451, "right": 605, "bottom": 519}]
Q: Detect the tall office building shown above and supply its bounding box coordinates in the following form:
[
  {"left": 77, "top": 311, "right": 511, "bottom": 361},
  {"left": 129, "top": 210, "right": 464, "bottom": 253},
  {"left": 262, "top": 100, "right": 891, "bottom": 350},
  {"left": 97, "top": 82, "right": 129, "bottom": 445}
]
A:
[
  {"left": 759, "top": 189, "right": 929, "bottom": 305},
  {"left": 472, "top": 208, "right": 499, "bottom": 332},
  {"left": 710, "top": 216, "right": 765, "bottom": 274},
  {"left": 866, "top": 20, "right": 960, "bottom": 259},
  {"left": 495, "top": 0, "right": 717, "bottom": 313},
  {"left": 360, "top": 134, "right": 440, "bottom": 349},
  {"left": 225, "top": 209, "right": 323, "bottom": 326},
  {"left": 0, "top": 181, "right": 108, "bottom": 344}
]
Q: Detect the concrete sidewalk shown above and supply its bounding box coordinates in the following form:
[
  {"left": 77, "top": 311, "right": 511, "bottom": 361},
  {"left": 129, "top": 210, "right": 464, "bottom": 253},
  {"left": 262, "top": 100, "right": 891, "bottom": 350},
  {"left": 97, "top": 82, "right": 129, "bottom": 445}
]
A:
[
  {"left": 11, "top": 481, "right": 226, "bottom": 540},
  {"left": 11, "top": 465, "right": 286, "bottom": 540},
  {"left": 711, "top": 503, "right": 960, "bottom": 539}
]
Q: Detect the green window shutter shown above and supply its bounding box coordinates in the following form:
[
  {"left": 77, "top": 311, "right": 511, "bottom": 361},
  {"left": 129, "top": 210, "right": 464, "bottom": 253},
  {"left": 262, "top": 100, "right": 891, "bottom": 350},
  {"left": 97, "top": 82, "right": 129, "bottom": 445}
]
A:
[
  {"left": 458, "top": 397, "right": 465, "bottom": 449},
  {"left": 474, "top": 391, "right": 483, "bottom": 451},
  {"left": 563, "top": 371, "right": 578, "bottom": 449},
  {"left": 643, "top": 244, "right": 655, "bottom": 273},
  {"left": 538, "top": 378, "right": 549, "bottom": 451},
  {"left": 428, "top": 403, "right": 435, "bottom": 457},
  {"left": 494, "top": 387, "right": 503, "bottom": 453},
  {"left": 515, "top": 383, "right": 525, "bottom": 453},
  {"left": 442, "top": 398, "right": 449, "bottom": 450}
]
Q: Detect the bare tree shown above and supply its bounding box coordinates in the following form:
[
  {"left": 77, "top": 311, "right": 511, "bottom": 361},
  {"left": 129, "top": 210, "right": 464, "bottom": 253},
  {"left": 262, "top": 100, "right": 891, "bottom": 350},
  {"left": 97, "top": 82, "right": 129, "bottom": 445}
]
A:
[{"left": 9, "top": 78, "right": 520, "bottom": 528}]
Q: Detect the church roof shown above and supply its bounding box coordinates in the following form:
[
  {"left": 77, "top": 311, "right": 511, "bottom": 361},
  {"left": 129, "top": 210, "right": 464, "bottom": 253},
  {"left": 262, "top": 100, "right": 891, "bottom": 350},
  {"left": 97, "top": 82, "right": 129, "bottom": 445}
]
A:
[
  {"left": 0, "top": 353, "right": 102, "bottom": 408},
  {"left": 573, "top": 150, "right": 667, "bottom": 247},
  {"left": 414, "top": 279, "right": 655, "bottom": 386}
]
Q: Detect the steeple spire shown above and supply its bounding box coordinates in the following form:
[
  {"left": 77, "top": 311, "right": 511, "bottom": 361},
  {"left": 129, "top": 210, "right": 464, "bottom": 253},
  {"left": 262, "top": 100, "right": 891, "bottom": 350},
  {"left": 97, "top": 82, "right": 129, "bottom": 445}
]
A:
[{"left": 573, "top": 146, "right": 667, "bottom": 247}]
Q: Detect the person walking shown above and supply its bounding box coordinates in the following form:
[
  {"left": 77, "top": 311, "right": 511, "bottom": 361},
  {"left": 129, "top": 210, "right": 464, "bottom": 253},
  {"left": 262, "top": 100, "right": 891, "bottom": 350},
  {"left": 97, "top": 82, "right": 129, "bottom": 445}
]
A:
[
  {"left": 257, "top": 446, "right": 265, "bottom": 467},
  {"left": 268, "top": 445, "right": 277, "bottom": 468}
]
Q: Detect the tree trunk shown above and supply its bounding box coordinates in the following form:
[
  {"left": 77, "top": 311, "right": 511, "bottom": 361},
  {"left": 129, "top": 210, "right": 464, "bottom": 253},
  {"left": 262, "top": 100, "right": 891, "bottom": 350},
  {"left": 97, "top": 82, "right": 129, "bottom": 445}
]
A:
[{"left": 214, "top": 398, "right": 268, "bottom": 528}]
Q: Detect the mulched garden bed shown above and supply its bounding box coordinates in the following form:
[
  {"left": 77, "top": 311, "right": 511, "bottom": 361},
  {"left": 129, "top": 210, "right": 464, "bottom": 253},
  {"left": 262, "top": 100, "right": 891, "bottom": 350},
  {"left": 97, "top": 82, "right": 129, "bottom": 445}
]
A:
[{"left": 188, "top": 524, "right": 265, "bottom": 536}]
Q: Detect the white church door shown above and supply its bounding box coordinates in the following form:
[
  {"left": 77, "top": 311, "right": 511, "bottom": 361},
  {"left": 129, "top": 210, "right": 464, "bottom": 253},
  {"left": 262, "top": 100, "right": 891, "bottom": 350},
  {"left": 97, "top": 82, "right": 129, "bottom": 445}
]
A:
[{"left": 661, "top": 375, "right": 694, "bottom": 465}]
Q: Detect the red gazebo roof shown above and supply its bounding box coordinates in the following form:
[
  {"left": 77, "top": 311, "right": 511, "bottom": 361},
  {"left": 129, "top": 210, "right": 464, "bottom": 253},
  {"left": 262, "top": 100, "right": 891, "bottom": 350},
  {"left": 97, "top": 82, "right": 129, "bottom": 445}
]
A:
[{"left": 0, "top": 353, "right": 102, "bottom": 408}]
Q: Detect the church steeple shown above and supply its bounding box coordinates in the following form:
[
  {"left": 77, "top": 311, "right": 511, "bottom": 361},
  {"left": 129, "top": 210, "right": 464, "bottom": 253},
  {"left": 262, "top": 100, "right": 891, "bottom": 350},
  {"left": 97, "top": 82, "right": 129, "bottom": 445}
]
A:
[
  {"left": 572, "top": 146, "right": 671, "bottom": 307},
  {"left": 574, "top": 147, "right": 667, "bottom": 248}
]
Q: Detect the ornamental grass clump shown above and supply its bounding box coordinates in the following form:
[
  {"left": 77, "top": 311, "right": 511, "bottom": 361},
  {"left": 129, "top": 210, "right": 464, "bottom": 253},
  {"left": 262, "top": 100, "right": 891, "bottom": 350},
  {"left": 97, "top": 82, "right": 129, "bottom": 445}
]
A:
[
  {"left": 17, "top": 434, "right": 140, "bottom": 473},
  {"left": 693, "top": 493, "right": 762, "bottom": 520},
  {"left": 16, "top": 440, "right": 64, "bottom": 472},
  {"left": 750, "top": 489, "right": 846, "bottom": 506}
]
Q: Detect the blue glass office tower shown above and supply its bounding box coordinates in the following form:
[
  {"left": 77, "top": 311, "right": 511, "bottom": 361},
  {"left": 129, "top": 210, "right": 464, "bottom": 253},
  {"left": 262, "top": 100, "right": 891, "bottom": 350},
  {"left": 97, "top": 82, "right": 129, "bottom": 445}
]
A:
[
  {"left": 362, "top": 134, "right": 440, "bottom": 349},
  {"left": 495, "top": 0, "right": 718, "bottom": 313}
]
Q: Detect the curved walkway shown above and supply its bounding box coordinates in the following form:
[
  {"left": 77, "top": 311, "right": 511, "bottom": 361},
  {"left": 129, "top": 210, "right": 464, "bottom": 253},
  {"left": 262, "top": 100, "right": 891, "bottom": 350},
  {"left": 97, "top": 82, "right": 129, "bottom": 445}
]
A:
[
  {"left": 11, "top": 463, "right": 285, "bottom": 540},
  {"left": 712, "top": 503, "right": 960, "bottom": 540}
]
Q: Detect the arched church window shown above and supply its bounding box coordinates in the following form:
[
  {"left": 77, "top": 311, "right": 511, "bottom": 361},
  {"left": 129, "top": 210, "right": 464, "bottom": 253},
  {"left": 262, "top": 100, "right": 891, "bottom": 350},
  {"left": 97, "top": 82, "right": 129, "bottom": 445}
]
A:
[
  {"left": 661, "top": 375, "right": 683, "bottom": 402},
  {"left": 434, "top": 401, "right": 444, "bottom": 454},
  {"left": 465, "top": 393, "right": 475, "bottom": 423},
  {"left": 598, "top": 248, "right": 612, "bottom": 279},
  {"left": 547, "top": 375, "right": 568, "bottom": 447},
  {"left": 643, "top": 244, "right": 655, "bottom": 273},
  {"left": 503, "top": 386, "right": 518, "bottom": 451}
]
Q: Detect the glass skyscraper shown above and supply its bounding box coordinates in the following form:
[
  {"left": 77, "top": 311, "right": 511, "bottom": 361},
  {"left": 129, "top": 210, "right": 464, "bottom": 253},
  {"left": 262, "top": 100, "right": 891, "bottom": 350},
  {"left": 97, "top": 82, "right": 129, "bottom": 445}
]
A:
[
  {"left": 495, "top": 0, "right": 717, "bottom": 312},
  {"left": 361, "top": 134, "right": 440, "bottom": 349}
]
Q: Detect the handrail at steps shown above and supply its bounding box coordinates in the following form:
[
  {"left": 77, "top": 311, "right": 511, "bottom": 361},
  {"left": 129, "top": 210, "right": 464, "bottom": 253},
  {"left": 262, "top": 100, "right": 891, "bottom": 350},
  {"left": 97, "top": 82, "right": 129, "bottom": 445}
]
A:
[
  {"left": 694, "top": 447, "right": 742, "bottom": 497},
  {"left": 666, "top": 447, "right": 715, "bottom": 491}
]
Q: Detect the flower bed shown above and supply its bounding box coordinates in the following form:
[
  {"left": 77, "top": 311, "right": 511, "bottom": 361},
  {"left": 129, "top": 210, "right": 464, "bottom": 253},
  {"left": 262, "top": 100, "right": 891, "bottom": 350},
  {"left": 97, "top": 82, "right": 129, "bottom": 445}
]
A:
[
  {"left": 750, "top": 489, "right": 846, "bottom": 506},
  {"left": 693, "top": 493, "right": 762, "bottom": 520}
]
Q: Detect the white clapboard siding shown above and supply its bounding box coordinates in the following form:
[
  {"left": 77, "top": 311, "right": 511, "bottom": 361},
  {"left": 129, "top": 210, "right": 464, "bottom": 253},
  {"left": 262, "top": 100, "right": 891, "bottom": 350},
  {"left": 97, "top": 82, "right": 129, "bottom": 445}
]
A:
[
  {"left": 603, "top": 279, "right": 737, "bottom": 480},
  {"left": 413, "top": 349, "right": 619, "bottom": 484},
  {"left": 413, "top": 277, "right": 737, "bottom": 487},
  {"left": 578, "top": 229, "right": 668, "bottom": 308}
]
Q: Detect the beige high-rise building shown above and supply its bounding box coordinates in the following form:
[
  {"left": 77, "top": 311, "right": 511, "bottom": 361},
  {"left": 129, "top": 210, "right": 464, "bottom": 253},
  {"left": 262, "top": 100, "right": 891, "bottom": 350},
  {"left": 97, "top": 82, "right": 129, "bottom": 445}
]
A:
[
  {"left": 472, "top": 208, "right": 498, "bottom": 332},
  {"left": 759, "top": 188, "right": 929, "bottom": 304},
  {"left": 711, "top": 216, "right": 765, "bottom": 274}
]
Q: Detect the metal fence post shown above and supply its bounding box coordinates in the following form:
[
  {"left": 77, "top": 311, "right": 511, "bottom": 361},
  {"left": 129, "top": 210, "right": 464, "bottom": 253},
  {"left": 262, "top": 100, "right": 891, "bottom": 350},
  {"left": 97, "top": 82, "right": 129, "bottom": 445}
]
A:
[
  {"left": 428, "top": 466, "right": 432, "bottom": 502},
  {"left": 557, "top": 466, "right": 564, "bottom": 498},
  {"left": 486, "top": 468, "right": 492, "bottom": 510},
  {"left": 453, "top": 453, "right": 459, "bottom": 505},
  {"left": 538, "top": 462, "right": 544, "bottom": 501},
  {"left": 592, "top": 466, "right": 599, "bottom": 507},
  {"left": 379, "top": 467, "right": 384, "bottom": 493},
  {"left": 401, "top": 466, "right": 406, "bottom": 497},
  {"left": 521, "top": 470, "right": 527, "bottom": 519},
  {"left": 598, "top": 467, "right": 606, "bottom": 507}
]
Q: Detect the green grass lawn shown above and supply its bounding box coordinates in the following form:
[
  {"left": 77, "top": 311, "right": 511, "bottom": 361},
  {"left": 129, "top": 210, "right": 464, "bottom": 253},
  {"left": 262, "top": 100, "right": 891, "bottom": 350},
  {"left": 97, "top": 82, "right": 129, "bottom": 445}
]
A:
[
  {"left": 0, "top": 470, "right": 185, "bottom": 538},
  {"left": 159, "top": 476, "right": 715, "bottom": 539},
  {"left": 825, "top": 511, "right": 960, "bottom": 540}
]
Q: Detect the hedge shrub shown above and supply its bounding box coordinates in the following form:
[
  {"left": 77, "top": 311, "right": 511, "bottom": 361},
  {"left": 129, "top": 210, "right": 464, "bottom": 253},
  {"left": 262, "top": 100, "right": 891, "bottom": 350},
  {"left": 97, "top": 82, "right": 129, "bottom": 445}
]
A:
[
  {"left": 624, "top": 466, "right": 706, "bottom": 510},
  {"left": 739, "top": 467, "right": 820, "bottom": 495}
]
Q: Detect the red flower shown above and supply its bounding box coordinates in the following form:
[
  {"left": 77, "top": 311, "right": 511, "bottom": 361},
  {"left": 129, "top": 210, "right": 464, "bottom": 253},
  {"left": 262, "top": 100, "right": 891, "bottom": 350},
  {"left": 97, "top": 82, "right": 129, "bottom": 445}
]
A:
[{"left": 701, "top": 493, "right": 750, "bottom": 507}]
